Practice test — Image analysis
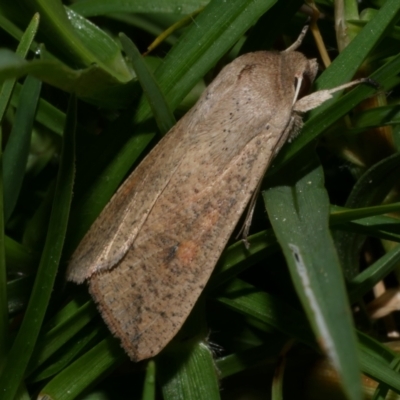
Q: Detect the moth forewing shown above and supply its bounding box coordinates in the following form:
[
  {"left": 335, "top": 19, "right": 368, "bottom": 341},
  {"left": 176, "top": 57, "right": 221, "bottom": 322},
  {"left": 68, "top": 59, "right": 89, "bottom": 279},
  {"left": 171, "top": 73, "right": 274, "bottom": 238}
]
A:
[
  {"left": 66, "top": 123, "right": 190, "bottom": 283},
  {"left": 67, "top": 41, "right": 368, "bottom": 361}
]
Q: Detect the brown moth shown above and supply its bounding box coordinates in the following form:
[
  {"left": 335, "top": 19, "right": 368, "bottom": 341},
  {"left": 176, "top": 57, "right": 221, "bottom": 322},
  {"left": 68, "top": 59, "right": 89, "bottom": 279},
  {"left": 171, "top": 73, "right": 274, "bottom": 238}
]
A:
[{"left": 66, "top": 27, "right": 367, "bottom": 361}]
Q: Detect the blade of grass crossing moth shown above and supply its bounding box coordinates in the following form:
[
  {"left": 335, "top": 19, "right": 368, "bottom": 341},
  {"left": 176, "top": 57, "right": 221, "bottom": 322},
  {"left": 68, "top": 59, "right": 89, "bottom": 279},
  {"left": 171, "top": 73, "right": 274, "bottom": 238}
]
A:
[
  {"left": 38, "top": 336, "right": 127, "bottom": 400},
  {"left": 119, "top": 33, "right": 175, "bottom": 134},
  {"left": 0, "top": 13, "right": 39, "bottom": 124},
  {"left": 3, "top": 75, "right": 41, "bottom": 222},
  {"left": 67, "top": 0, "right": 278, "bottom": 248},
  {"left": 142, "top": 360, "right": 156, "bottom": 400},
  {"left": 0, "top": 95, "right": 76, "bottom": 400},
  {"left": 263, "top": 155, "right": 363, "bottom": 400}
]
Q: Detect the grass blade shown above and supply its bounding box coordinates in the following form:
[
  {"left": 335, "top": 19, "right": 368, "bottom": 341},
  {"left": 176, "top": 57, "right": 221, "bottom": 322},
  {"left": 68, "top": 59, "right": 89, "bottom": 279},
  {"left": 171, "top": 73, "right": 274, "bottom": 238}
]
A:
[
  {"left": 120, "top": 33, "right": 175, "bottom": 134},
  {"left": 38, "top": 336, "right": 126, "bottom": 400},
  {"left": 264, "top": 156, "right": 363, "bottom": 400},
  {"left": 0, "top": 95, "right": 76, "bottom": 400},
  {"left": 3, "top": 75, "right": 41, "bottom": 222}
]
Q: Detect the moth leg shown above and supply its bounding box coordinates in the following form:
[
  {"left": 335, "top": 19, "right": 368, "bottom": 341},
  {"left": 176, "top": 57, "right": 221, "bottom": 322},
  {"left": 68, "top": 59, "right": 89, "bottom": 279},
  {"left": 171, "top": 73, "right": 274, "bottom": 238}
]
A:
[
  {"left": 293, "top": 78, "right": 376, "bottom": 113},
  {"left": 236, "top": 178, "right": 262, "bottom": 249},
  {"left": 236, "top": 114, "right": 299, "bottom": 248}
]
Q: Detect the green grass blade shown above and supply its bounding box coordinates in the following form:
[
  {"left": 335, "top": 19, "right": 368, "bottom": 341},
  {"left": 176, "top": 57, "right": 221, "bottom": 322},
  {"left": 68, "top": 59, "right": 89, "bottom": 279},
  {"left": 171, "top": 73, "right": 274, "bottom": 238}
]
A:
[
  {"left": 210, "top": 229, "right": 279, "bottom": 289},
  {"left": 64, "top": 7, "right": 131, "bottom": 79},
  {"left": 155, "top": 300, "right": 220, "bottom": 400},
  {"left": 357, "top": 333, "right": 400, "bottom": 395},
  {"left": 38, "top": 336, "right": 126, "bottom": 400},
  {"left": 217, "top": 279, "right": 400, "bottom": 395},
  {"left": 0, "top": 50, "right": 135, "bottom": 108},
  {"left": 217, "top": 279, "right": 315, "bottom": 347},
  {"left": 3, "top": 75, "right": 41, "bottom": 222},
  {"left": 349, "top": 244, "right": 400, "bottom": 302},
  {"left": 352, "top": 104, "right": 400, "bottom": 130},
  {"left": 120, "top": 33, "right": 175, "bottom": 134},
  {"left": 71, "top": 0, "right": 209, "bottom": 16},
  {"left": 334, "top": 221, "right": 400, "bottom": 243},
  {"left": 216, "top": 344, "right": 283, "bottom": 379},
  {"left": 271, "top": 345, "right": 286, "bottom": 400},
  {"left": 5, "top": 236, "right": 38, "bottom": 275},
  {"left": 331, "top": 203, "right": 400, "bottom": 224},
  {"left": 0, "top": 95, "right": 76, "bottom": 400},
  {"left": 142, "top": 360, "right": 156, "bottom": 400},
  {"left": 11, "top": 83, "right": 66, "bottom": 136},
  {"left": 158, "top": 341, "right": 221, "bottom": 400},
  {"left": 29, "top": 325, "right": 104, "bottom": 383},
  {"left": 371, "top": 359, "right": 400, "bottom": 400},
  {"left": 150, "top": 0, "right": 277, "bottom": 114},
  {"left": 29, "top": 0, "right": 131, "bottom": 79},
  {"left": 0, "top": 13, "right": 39, "bottom": 124},
  {"left": 7, "top": 275, "right": 34, "bottom": 316},
  {"left": 26, "top": 300, "right": 98, "bottom": 376},
  {"left": 335, "top": 153, "right": 400, "bottom": 278},
  {"left": 263, "top": 156, "right": 363, "bottom": 400},
  {"left": 0, "top": 8, "right": 38, "bottom": 359},
  {"left": 313, "top": 0, "right": 400, "bottom": 97}
]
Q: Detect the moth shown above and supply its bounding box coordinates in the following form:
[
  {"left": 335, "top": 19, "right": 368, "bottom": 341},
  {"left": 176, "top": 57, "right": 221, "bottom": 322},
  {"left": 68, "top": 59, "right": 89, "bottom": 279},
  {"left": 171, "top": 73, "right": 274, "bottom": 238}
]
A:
[{"left": 66, "top": 27, "right": 368, "bottom": 361}]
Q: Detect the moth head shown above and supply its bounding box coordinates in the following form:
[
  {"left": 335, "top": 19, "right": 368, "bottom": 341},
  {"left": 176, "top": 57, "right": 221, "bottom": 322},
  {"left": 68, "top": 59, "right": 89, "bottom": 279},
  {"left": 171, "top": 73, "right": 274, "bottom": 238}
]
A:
[
  {"left": 296, "top": 57, "right": 319, "bottom": 101},
  {"left": 283, "top": 51, "right": 319, "bottom": 103}
]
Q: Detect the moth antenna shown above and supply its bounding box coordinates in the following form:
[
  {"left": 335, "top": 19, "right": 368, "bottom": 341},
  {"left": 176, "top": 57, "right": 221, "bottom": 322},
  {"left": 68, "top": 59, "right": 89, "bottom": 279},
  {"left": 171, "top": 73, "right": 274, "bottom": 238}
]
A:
[
  {"left": 283, "top": 25, "right": 309, "bottom": 53},
  {"left": 293, "top": 75, "right": 303, "bottom": 105}
]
